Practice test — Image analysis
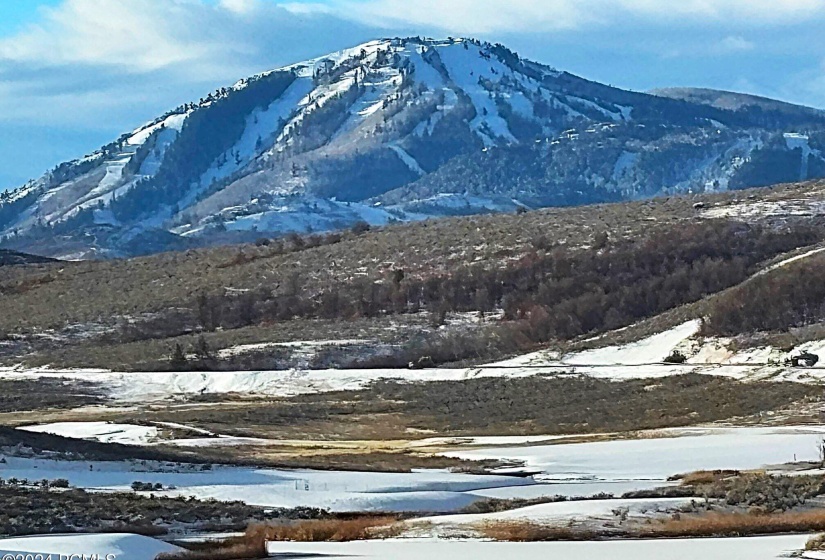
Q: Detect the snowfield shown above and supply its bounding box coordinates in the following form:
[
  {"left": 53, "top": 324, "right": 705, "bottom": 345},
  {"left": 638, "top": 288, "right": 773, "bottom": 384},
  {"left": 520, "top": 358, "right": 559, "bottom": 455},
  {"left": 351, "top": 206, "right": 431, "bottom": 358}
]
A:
[
  {"left": 266, "top": 535, "right": 813, "bottom": 560},
  {"left": 440, "top": 426, "right": 825, "bottom": 490},
  {"left": 0, "top": 533, "right": 180, "bottom": 560},
  {"left": 0, "top": 455, "right": 534, "bottom": 513},
  {"left": 0, "top": 366, "right": 538, "bottom": 403},
  {"left": 411, "top": 497, "right": 693, "bottom": 529}
]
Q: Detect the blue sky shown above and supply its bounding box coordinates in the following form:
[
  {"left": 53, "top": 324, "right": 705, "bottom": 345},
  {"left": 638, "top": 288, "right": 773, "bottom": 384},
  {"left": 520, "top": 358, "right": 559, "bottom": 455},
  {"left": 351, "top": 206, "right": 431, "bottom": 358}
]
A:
[
  {"left": 0, "top": 1, "right": 59, "bottom": 34},
  {"left": 1, "top": 0, "right": 825, "bottom": 191}
]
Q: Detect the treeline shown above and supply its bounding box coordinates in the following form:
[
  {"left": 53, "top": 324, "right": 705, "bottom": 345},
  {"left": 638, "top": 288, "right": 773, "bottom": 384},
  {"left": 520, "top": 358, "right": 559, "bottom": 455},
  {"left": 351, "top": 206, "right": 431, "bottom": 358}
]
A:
[
  {"left": 704, "top": 254, "right": 825, "bottom": 335},
  {"left": 190, "top": 219, "right": 825, "bottom": 343}
]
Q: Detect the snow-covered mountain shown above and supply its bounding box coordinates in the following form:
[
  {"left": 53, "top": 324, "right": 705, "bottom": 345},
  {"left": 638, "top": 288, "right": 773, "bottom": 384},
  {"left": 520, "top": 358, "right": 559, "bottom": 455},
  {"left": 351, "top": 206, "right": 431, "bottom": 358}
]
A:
[{"left": 3, "top": 37, "right": 825, "bottom": 258}]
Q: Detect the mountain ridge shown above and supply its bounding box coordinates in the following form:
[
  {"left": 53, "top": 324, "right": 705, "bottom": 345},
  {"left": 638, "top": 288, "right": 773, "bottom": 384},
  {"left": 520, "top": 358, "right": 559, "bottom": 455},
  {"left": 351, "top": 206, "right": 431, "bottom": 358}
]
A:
[
  {"left": 2, "top": 36, "right": 825, "bottom": 259},
  {"left": 650, "top": 87, "right": 825, "bottom": 115}
]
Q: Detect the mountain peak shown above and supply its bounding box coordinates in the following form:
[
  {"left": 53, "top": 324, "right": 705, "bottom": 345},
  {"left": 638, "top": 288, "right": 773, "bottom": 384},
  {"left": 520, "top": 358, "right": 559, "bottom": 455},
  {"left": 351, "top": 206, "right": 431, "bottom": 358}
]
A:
[{"left": 2, "top": 39, "right": 825, "bottom": 259}]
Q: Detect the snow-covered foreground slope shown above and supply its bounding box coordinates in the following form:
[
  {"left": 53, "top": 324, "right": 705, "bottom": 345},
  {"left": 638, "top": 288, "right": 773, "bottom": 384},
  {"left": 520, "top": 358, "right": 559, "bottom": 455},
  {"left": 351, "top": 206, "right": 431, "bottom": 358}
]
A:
[
  {"left": 0, "top": 533, "right": 180, "bottom": 560},
  {"left": 0, "top": 455, "right": 533, "bottom": 513},
  {"left": 266, "top": 535, "right": 812, "bottom": 560}
]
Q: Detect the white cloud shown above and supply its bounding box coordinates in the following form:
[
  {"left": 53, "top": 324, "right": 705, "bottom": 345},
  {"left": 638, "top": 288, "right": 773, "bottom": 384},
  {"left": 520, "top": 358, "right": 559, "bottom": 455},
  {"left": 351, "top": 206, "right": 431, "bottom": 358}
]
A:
[
  {"left": 714, "top": 36, "right": 756, "bottom": 54},
  {"left": 0, "top": 0, "right": 370, "bottom": 75},
  {"left": 614, "top": 0, "right": 823, "bottom": 23},
  {"left": 0, "top": 0, "right": 379, "bottom": 124},
  {"left": 0, "top": 0, "right": 214, "bottom": 72},
  {"left": 329, "top": 0, "right": 825, "bottom": 33},
  {"left": 330, "top": 0, "right": 595, "bottom": 34},
  {"left": 332, "top": 0, "right": 591, "bottom": 33},
  {"left": 278, "top": 2, "right": 335, "bottom": 15},
  {"left": 220, "top": 0, "right": 258, "bottom": 14}
]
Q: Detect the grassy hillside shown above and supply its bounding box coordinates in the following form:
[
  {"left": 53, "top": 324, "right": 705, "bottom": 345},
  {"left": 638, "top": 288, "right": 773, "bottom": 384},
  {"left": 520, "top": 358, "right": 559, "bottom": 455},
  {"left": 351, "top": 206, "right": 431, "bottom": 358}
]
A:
[{"left": 2, "top": 179, "right": 825, "bottom": 370}]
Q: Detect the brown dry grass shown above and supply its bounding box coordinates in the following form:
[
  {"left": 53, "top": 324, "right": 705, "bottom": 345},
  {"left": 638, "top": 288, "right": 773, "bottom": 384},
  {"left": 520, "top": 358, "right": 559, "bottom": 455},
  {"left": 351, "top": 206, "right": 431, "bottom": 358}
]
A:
[
  {"left": 248, "top": 516, "right": 401, "bottom": 542},
  {"left": 478, "top": 521, "right": 598, "bottom": 541},
  {"left": 157, "top": 539, "right": 267, "bottom": 560},
  {"left": 479, "top": 510, "right": 825, "bottom": 542},
  {"left": 640, "top": 510, "right": 825, "bottom": 538}
]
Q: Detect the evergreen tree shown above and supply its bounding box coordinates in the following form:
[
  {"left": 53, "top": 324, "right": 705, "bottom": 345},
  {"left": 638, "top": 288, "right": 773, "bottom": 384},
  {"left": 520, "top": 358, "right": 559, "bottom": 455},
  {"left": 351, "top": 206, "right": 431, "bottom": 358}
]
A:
[
  {"left": 169, "top": 344, "right": 188, "bottom": 370},
  {"left": 194, "top": 335, "right": 213, "bottom": 363}
]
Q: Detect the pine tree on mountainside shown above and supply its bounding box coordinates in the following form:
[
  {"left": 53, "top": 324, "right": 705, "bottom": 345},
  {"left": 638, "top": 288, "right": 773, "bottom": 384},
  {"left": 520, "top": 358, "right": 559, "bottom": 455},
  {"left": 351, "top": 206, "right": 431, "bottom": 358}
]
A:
[{"left": 169, "top": 344, "right": 188, "bottom": 370}]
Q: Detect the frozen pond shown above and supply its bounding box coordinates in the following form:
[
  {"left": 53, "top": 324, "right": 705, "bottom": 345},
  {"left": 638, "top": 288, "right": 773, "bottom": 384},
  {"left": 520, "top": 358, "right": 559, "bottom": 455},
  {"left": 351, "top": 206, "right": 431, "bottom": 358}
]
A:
[
  {"left": 441, "top": 426, "right": 825, "bottom": 490},
  {"left": 0, "top": 455, "right": 534, "bottom": 513}
]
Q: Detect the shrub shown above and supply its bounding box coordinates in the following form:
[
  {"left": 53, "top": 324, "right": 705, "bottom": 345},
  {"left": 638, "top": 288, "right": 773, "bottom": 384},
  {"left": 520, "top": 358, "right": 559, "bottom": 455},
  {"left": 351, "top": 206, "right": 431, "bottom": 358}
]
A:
[
  {"left": 350, "top": 221, "right": 371, "bottom": 235},
  {"left": 670, "top": 470, "right": 740, "bottom": 486},
  {"left": 131, "top": 481, "right": 159, "bottom": 492},
  {"left": 663, "top": 350, "right": 687, "bottom": 364},
  {"left": 702, "top": 473, "right": 825, "bottom": 512},
  {"left": 807, "top": 534, "right": 825, "bottom": 551},
  {"left": 592, "top": 231, "right": 609, "bottom": 250}
]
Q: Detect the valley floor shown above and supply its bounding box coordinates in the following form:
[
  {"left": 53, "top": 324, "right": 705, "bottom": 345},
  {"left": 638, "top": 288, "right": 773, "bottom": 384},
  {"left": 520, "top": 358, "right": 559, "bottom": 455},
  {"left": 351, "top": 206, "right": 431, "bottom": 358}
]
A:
[{"left": 3, "top": 315, "right": 825, "bottom": 557}]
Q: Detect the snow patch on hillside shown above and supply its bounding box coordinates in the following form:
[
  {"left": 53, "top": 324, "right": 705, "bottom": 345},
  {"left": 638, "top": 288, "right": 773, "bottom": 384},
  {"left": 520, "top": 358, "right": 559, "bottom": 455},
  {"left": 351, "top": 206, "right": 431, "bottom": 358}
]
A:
[
  {"left": 19, "top": 421, "right": 158, "bottom": 445},
  {"left": 127, "top": 112, "right": 188, "bottom": 147},
  {"left": 784, "top": 132, "right": 814, "bottom": 180},
  {"left": 491, "top": 320, "right": 700, "bottom": 371},
  {"left": 390, "top": 144, "right": 426, "bottom": 175},
  {"left": 565, "top": 320, "right": 701, "bottom": 367},
  {"left": 704, "top": 197, "right": 825, "bottom": 219},
  {"left": 612, "top": 151, "right": 639, "bottom": 180},
  {"left": 437, "top": 43, "right": 517, "bottom": 145}
]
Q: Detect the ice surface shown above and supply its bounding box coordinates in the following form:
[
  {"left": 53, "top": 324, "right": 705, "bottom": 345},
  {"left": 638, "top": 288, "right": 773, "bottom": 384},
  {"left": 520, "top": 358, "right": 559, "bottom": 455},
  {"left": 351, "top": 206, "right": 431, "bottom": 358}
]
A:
[{"left": 266, "top": 535, "right": 812, "bottom": 560}]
